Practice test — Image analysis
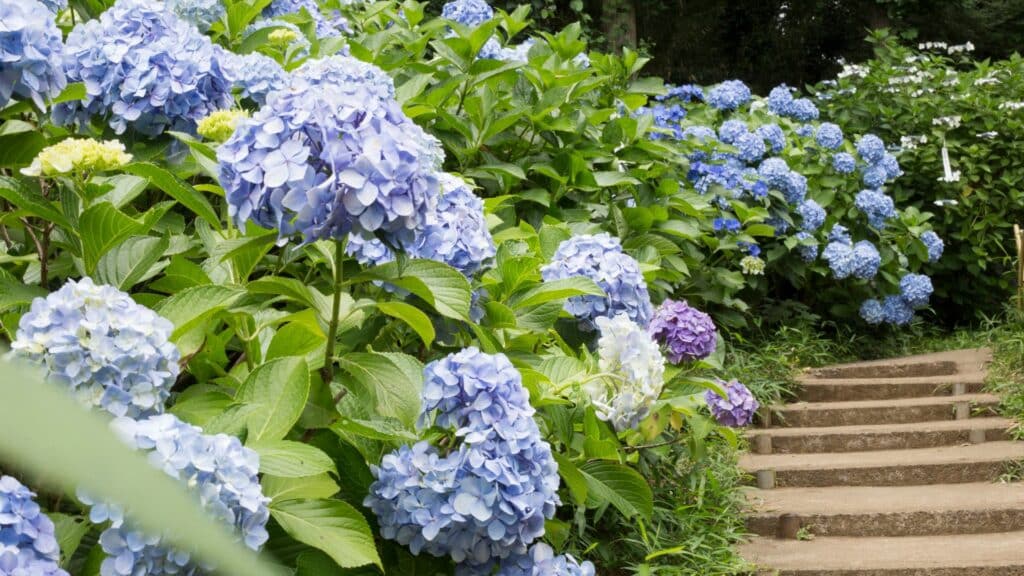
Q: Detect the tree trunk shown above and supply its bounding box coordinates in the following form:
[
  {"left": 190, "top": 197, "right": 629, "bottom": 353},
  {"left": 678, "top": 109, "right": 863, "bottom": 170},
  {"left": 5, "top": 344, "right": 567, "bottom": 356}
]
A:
[{"left": 601, "top": 0, "right": 638, "bottom": 52}]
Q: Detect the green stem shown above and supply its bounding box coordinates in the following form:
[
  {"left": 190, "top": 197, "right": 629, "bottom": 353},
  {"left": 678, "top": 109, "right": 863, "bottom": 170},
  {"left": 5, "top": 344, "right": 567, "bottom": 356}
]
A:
[{"left": 321, "top": 240, "right": 346, "bottom": 389}]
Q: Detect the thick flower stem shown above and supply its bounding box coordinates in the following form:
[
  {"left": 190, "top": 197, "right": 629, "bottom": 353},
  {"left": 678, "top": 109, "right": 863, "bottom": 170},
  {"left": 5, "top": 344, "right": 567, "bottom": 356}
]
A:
[{"left": 320, "top": 240, "right": 346, "bottom": 389}]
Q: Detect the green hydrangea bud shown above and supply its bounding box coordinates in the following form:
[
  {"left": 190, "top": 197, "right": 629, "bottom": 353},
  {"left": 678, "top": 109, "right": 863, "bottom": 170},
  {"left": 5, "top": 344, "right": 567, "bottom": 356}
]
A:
[
  {"left": 197, "top": 109, "right": 249, "bottom": 143},
  {"left": 22, "top": 138, "right": 132, "bottom": 177}
]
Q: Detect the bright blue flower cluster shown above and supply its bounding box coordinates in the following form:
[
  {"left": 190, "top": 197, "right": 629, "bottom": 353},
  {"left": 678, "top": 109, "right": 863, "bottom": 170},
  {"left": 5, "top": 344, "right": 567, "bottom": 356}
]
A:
[
  {"left": 366, "top": 348, "right": 560, "bottom": 570},
  {"left": 717, "top": 119, "right": 748, "bottom": 144},
  {"left": 859, "top": 299, "right": 885, "bottom": 324},
  {"left": 832, "top": 152, "right": 856, "bottom": 173},
  {"left": 786, "top": 98, "right": 819, "bottom": 121},
  {"left": 56, "top": 0, "right": 233, "bottom": 136},
  {"left": 541, "top": 233, "right": 654, "bottom": 329},
  {"left": 643, "top": 103, "right": 687, "bottom": 140},
  {"left": 815, "top": 123, "right": 844, "bottom": 150},
  {"left": 0, "top": 0, "right": 67, "bottom": 110},
  {"left": 855, "top": 134, "right": 886, "bottom": 164},
  {"left": 736, "top": 132, "right": 766, "bottom": 162},
  {"left": 218, "top": 79, "right": 440, "bottom": 244},
  {"left": 0, "top": 476, "right": 67, "bottom": 576},
  {"left": 441, "top": 0, "right": 494, "bottom": 26},
  {"left": 828, "top": 224, "right": 851, "bottom": 244},
  {"left": 263, "top": 0, "right": 349, "bottom": 37},
  {"left": 11, "top": 278, "right": 179, "bottom": 419},
  {"left": 899, "top": 273, "right": 933, "bottom": 308},
  {"left": 647, "top": 299, "right": 717, "bottom": 363},
  {"left": 797, "top": 199, "right": 825, "bottom": 231},
  {"left": 705, "top": 380, "right": 759, "bottom": 427},
  {"left": 854, "top": 189, "right": 896, "bottom": 228},
  {"left": 492, "top": 543, "right": 595, "bottom": 576},
  {"left": 217, "top": 49, "right": 287, "bottom": 105},
  {"left": 765, "top": 84, "right": 818, "bottom": 120},
  {"left": 84, "top": 415, "right": 270, "bottom": 576},
  {"left": 707, "top": 80, "right": 751, "bottom": 110},
  {"left": 166, "top": 0, "right": 225, "bottom": 31},
  {"left": 795, "top": 231, "right": 819, "bottom": 262},
  {"left": 861, "top": 295, "right": 914, "bottom": 325},
  {"left": 713, "top": 217, "right": 741, "bottom": 233},
  {"left": 657, "top": 84, "right": 704, "bottom": 103},
  {"left": 861, "top": 164, "right": 887, "bottom": 188},
  {"left": 295, "top": 55, "right": 396, "bottom": 104},
  {"left": 921, "top": 230, "right": 944, "bottom": 263},
  {"left": 822, "top": 239, "right": 880, "bottom": 280},
  {"left": 756, "top": 124, "right": 785, "bottom": 152}
]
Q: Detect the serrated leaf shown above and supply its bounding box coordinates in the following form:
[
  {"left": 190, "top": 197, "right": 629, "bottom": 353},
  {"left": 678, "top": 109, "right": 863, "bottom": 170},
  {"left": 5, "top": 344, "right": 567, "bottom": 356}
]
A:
[
  {"left": 50, "top": 514, "right": 90, "bottom": 567},
  {"left": 509, "top": 277, "right": 604, "bottom": 309},
  {"left": 0, "top": 276, "right": 46, "bottom": 313},
  {"left": 337, "top": 352, "right": 422, "bottom": 429},
  {"left": 122, "top": 163, "right": 221, "bottom": 229},
  {"left": 551, "top": 453, "right": 588, "bottom": 505},
  {"left": 262, "top": 474, "right": 339, "bottom": 503},
  {"left": 95, "top": 235, "right": 169, "bottom": 290},
  {"left": 154, "top": 284, "right": 245, "bottom": 339},
  {"left": 252, "top": 440, "right": 336, "bottom": 477},
  {"left": 579, "top": 461, "right": 653, "bottom": 519},
  {"left": 375, "top": 301, "right": 435, "bottom": 347},
  {"left": 270, "top": 499, "right": 381, "bottom": 569},
  {"left": 355, "top": 259, "right": 471, "bottom": 321},
  {"left": 79, "top": 202, "right": 148, "bottom": 274},
  {"left": 0, "top": 175, "right": 72, "bottom": 230},
  {"left": 236, "top": 357, "right": 311, "bottom": 443}
]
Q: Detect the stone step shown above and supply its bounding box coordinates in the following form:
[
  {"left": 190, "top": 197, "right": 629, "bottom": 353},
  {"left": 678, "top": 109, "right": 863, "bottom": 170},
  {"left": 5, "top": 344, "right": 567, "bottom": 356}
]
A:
[
  {"left": 740, "top": 531, "right": 1024, "bottom": 575},
  {"left": 747, "top": 417, "right": 1013, "bottom": 454},
  {"left": 809, "top": 359, "right": 959, "bottom": 380},
  {"left": 769, "top": 394, "right": 1000, "bottom": 428},
  {"left": 745, "top": 482, "right": 1024, "bottom": 538},
  {"left": 796, "top": 373, "right": 987, "bottom": 402},
  {"left": 740, "top": 441, "right": 1024, "bottom": 488}
]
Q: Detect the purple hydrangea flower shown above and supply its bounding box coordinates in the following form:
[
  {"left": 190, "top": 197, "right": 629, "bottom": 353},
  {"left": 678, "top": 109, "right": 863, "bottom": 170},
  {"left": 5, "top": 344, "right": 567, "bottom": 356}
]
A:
[
  {"left": 0, "top": 0, "right": 67, "bottom": 109},
  {"left": 921, "top": 230, "right": 944, "bottom": 262},
  {"left": 707, "top": 80, "right": 751, "bottom": 110},
  {"left": 705, "top": 380, "right": 759, "bottom": 427},
  {"left": 11, "top": 278, "right": 179, "bottom": 419},
  {"left": 899, "top": 273, "right": 933, "bottom": 308},
  {"left": 647, "top": 299, "right": 717, "bottom": 363},
  {"left": 815, "top": 123, "right": 844, "bottom": 150},
  {"left": 491, "top": 543, "right": 596, "bottom": 576},
  {"left": 541, "top": 233, "right": 653, "bottom": 329},
  {"left": 0, "top": 476, "right": 68, "bottom": 576}
]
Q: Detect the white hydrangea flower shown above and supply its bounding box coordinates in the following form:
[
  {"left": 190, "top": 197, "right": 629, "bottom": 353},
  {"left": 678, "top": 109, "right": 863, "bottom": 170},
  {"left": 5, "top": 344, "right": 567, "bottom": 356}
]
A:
[{"left": 588, "top": 314, "right": 665, "bottom": 432}]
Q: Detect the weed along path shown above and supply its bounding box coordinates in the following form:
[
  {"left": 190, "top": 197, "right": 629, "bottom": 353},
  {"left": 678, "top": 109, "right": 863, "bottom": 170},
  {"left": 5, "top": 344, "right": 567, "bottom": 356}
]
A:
[{"left": 738, "top": 348, "right": 1024, "bottom": 575}]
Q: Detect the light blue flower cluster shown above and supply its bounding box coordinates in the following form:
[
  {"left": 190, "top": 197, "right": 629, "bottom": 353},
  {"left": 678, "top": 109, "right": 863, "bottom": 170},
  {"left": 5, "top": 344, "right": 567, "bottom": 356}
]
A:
[
  {"left": 83, "top": 415, "right": 270, "bottom": 576},
  {"left": 366, "top": 348, "right": 560, "bottom": 570},
  {"left": 263, "top": 0, "right": 349, "bottom": 37},
  {"left": 822, "top": 239, "right": 880, "bottom": 280},
  {"left": 492, "top": 543, "right": 595, "bottom": 576},
  {"left": 861, "top": 295, "right": 916, "bottom": 326},
  {"left": 756, "top": 124, "right": 785, "bottom": 152},
  {"left": 854, "top": 189, "right": 896, "bottom": 228},
  {"left": 295, "top": 55, "right": 395, "bottom": 104},
  {"left": 706, "top": 80, "right": 751, "bottom": 110},
  {"left": 643, "top": 103, "right": 687, "bottom": 140},
  {"left": 0, "top": 0, "right": 67, "bottom": 110},
  {"left": 765, "top": 84, "right": 818, "bottom": 120},
  {"left": 832, "top": 151, "right": 856, "bottom": 174},
  {"left": 815, "top": 123, "right": 844, "bottom": 150},
  {"left": 441, "top": 0, "right": 494, "bottom": 26},
  {"left": 899, "top": 273, "right": 933, "bottom": 308},
  {"left": 218, "top": 79, "right": 440, "bottom": 244},
  {"left": 797, "top": 199, "right": 825, "bottom": 231},
  {"left": 682, "top": 125, "right": 716, "bottom": 142},
  {"left": 166, "top": 0, "right": 225, "bottom": 31},
  {"left": 766, "top": 85, "right": 792, "bottom": 114},
  {"left": 56, "top": 0, "right": 233, "bottom": 136},
  {"left": 713, "top": 217, "right": 741, "bottom": 233},
  {"left": 795, "top": 231, "right": 819, "bottom": 262},
  {"left": 921, "top": 230, "right": 944, "bottom": 262},
  {"left": 657, "top": 84, "right": 704, "bottom": 103},
  {"left": 217, "top": 49, "right": 287, "bottom": 105},
  {"left": 541, "top": 233, "right": 654, "bottom": 329},
  {"left": 717, "top": 119, "right": 748, "bottom": 144},
  {"left": 11, "top": 278, "right": 179, "bottom": 419},
  {"left": 0, "top": 476, "right": 68, "bottom": 576},
  {"left": 855, "top": 134, "right": 886, "bottom": 163},
  {"left": 37, "top": 0, "right": 66, "bottom": 13},
  {"left": 590, "top": 314, "right": 666, "bottom": 431}
]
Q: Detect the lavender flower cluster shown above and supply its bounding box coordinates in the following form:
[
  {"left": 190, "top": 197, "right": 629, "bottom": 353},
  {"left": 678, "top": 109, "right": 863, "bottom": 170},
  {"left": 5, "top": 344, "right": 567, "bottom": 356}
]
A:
[
  {"left": 647, "top": 299, "right": 717, "bottom": 363},
  {"left": 11, "top": 278, "right": 180, "bottom": 419},
  {"left": 0, "top": 0, "right": 67, "bottom": 109},
  {"left": 217, "top": 49, "right": 287, "bottom": 106},
  {"left": 707, "top": 80, "right": 752, "bottom": 110},
  {"left": 0, "top": 476, "right": 68, "bottom": 576},
  {"left": 705, "top": 380, "right": 759, "bottom": 427},
  {"left": 365, "top": 348, "right": 563, "bottom": 571},
  {"left": 541, "top": 233, "right": 654, "bottom": 329},
  {"left": 83, "top": 415, "right": 270, "bottom": 576}
]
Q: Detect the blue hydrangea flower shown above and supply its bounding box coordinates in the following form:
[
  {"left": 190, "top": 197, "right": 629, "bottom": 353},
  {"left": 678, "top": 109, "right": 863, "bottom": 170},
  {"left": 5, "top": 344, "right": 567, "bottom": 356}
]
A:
[
  {"left": 784, "top": 172, "right": 808, "bottom": 204},
  {"left": 797, "top": 199, "right": 825, "bottom": 231},
  {"left": 795, "top": 231, "right": 819, "bottom": 262},
  {"left": 56, "top": 0, "right": 233, "bottom": 136},
  {"left": 881, "top": 153, "right": 903, "bottom": 179},
  {"left": 682, "top": 125, "right": 717, "bottom": 142},
  {"left": 217, "top": 48, "right": 287, "bottom": 106},
  {"left": 861, "top": 164, "right": 887, "bottom": 189},
  {"left": 713, "top": 218, "right": 741, "bottom": 233},
  {"left": 815, "top": 123, "right": 844, "bottom": 150},
  {"left": 492, "top": 543, "right": 595, "bottom": 576},
  {"left": 832, "top": 152, "right": 856, "bottom": 174},
  {"left": 766, "top": 215, "right": 790, "bottom": 235},
  {"left": 541, "top": 233, "right": 653, "bottom": 329},
  {"left": 758, "top": 157, "right": 791, "bottom": 189},
  {"left": 755, "top": 124, "right": 785, "bottom": 153},
  {"left": 795, "top": 124, "right": 814, "bottom": 137},
  {"left": 882, "top": 295, "right": 914, "bottom": 325},
  {"left": 851, "top": 240, "right": 881, "bottom": 279},
  {"left": 0, "top": 476, "right": 68, "bottom": 576},
  {"left": 591, "top": 314, "right": 665, "bottom": 431},
  {"left": 921, "top": 230, "right": 944, "bottom": 263},
  {"left": 855, "top": 134, "right": 886, "bottom": 164},
  {"left": 657, "top": 84, "right": 703, "bottom": 103},
  {"left": 787, "top": 98, "right": 819, "bottom": 121},
  {"left": 899, "top": 273, "right": 933, "bottom": 308},
  {"left": 37, "top": 0, "right": 67, "bottom": 13},
  {"left": 736, "top": 132, "right": 766, "bottom": 162},
  {"left": 263, "top": 0, "right": 349, "bottom": 37},
  {"left": 854, "top": 189, "right": 896, "bottom": 228},
  {"left": 367, "top": 348, "right": 560, "bottom": 569},
  {"left": 218, "top": 80, "right": 441, "bottom": 244},
  {"left": 860, "top": 299, "right": 885, "bottom": 324},
  {"left": 441, "top": 0, "right": 494, "bottom": 26},
  {"left": 705, "top": 380, "right": 759, "bottom": 427},
  {"left": 166, "top": 0, "right": 225, "bottom": 31},
  {"left": 11, "top": 278, "right": 179, "bottom": 419},
  {"left": 739, "top": 241, "right": 761, "bottom": 256},
  {"left": 823, "top": 239, "right": 879, "bottom": 280},
  {"left": 295, "top": 55, "right": 396, "bottom": 104},
  {"left": 707, "top": 80, "right": 751, "bottom": 110},
  {"left": 717, "top": 119, "right": 748, "bottom": 144},
  {"left": 82, "top": 415, "right": 270, "bottom": 576},
  {"left": 641, "top": 103, "right": 687, "bottom": 140},
  {"left": 767, "top": 84, "right": 793, "bottom": 115},
  {"left": 647, "top": 299, "right": 717, "bottom": 363},
  {"left": 0, "top": 0, "right": 66, "bottom": 109},
  {"left": 828, "top": 224, "right": 851, "bottom": 244}
]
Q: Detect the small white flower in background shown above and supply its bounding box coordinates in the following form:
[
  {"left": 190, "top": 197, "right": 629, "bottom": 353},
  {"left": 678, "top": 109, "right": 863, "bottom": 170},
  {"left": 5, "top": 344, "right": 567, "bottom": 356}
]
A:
[
  {"left": 976, "top": 131, "right": 999, "bottom": 139},
  {"left": 932, "top": 116, "right": 962, "bottom": 129},
  {"left": 918, "top": 41, "right": 948, "bottom": 51},
  {"left": 934, "top": 199, "right": 960, "bottom": 207},
  {"left": 974, "top": 73, "right": 1001, "bottom": 86},
  {"left": 999, "top": 102, "right": 1024, "bottom": 111},
  {"left": 837, "top": 64, "right": 869, "bottom": 79},
  {"left": 937, "top": 172, "right": 962, "bottom": 183},
  {"left": 947, "top": 42, "right": 975, "bottom": 54}
]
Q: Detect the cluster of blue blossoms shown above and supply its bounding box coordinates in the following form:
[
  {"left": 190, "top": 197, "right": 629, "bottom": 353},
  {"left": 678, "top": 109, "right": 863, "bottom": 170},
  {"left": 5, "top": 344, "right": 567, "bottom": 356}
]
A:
[
  {"left": 860, "top": 273, "right": 934, "bottom": 326},
  {"left": 165, "top": 0, "right": 225, "bottom": 31},
  {"left": 822, "top": 236, "right": 881, "bottom": 280},
  {"left": 766, "top": 84, "right": 820, "bottom": 121},
  {"left": 366, "top": 348, "right": 588, "bottom": 572},
  {"left": 541, "top": 233, "right": 654, "bottom": 329},
  {"left": 83, "top": 415, "right": 270, "bottom": 576},
  {"left": 263, "top": 0, "right": 350, "bottom": 38},
  {"left": 0, "top": 0, "right": 67, "bottom": 109},
  {"left": 490, "top": 542, "right": 596, "bottom": 576},
  {"left": 0, "top": 476, "right": 67, "bottom": 576}
]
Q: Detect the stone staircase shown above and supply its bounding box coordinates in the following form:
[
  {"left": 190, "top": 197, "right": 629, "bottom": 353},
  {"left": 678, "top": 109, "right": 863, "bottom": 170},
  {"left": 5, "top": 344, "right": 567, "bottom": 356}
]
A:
[{"left": 739, "top": 348, "right": 1024, "bottom": 575}]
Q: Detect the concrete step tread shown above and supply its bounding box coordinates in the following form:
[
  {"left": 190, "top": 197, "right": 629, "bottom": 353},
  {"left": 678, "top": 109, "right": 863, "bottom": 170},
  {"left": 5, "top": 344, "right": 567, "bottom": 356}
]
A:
[
  {"left": 804, "top": 347, "right": 990, "bottom": 378},
  {"left": 797, "top": 372, "right": 986, "bottom": 386},
  {"left": 745, "top": 482, "right": 1024, "bottom": 516},
  {"left": 748, "top": 416, "right": 1014, "bottom": 439},
  {"left": 740, "top": 440, "right": 1024, "bottom": 472},
  {"left": 771, "top": 393, "right": 999, "bottom": 413},
  {"left": 740, "top": 531, "right": 1024, "bottom": 572}
]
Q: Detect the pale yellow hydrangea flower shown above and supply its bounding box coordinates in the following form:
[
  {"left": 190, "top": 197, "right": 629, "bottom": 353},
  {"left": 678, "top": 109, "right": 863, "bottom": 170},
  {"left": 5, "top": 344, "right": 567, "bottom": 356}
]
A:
[
  {"left": 740, "top": 255, "right": 766, "bottom": 276},
  {"left": 197, "top": 109, "right": 250, "bottom": 143},
  {"left": 22, "top": 138, "right": 132, "bottom": 177},
  {"left": 268, "top": 28, "right": 299, "bottom": 46}
]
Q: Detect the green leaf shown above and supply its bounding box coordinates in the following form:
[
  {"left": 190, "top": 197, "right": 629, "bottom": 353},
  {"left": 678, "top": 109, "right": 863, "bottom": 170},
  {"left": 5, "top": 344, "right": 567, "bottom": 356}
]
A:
[
  {"left": 0, "top": 276, "right": 47, "bottom": 313},
  {"left": 79, "top": 203, "right": 148, "bottom": 274},
  {"left": 266, "top": 317, "right": 325, "bottom": 361},
  {"left": 168, "top": 391, "right": 234, "bottom": 428},
  {"left": 337, "top": 352, "right": 423, "bottom": 428},
  {"left": 0, "top": 130, "right": 45, "bottom": 168},
  {"left": 0, "top": 175, "right": 73, "bottom": 230},
  {"left": 551, "top": 453, "right": 588, "bottom": 505},
  {"left": 508, "top": 277, "right": 604, "bottom": 309},
  {"left": 270, "top": 499, "right": 381, "bottom": 570},
  {"left": 262, "top": 474, "right": 340, "bottom": 503},
  {"left": 0, "top": 361, "right": 283, "bottom": 576},
  {"left": 122, "top": 163, "right": 221, "bottom": 229},
  {"left": 95, "top": 235, "right": 169, "bottom": 290},
  {"left": 375, "top": 301, "right": 435, "bottom": 347},
  {"left": 51, "top": 514, "right": 91, "bottom": 567},
  {"left": 251, "top": 440, "right": 336, "bottom": 477},
  {"left": 579, "top": 461, "right": 653, "bottom": 519},
  {"left": 236, "top": 357, "right": 311, "bottom": 443},
  {"left": 51, "top": 82, "right": 86, "bottom": 104},
  {"left": 331, "top": 417, "right": 418, "bottom": 443},
  {"left": 594, "top": 171, "right": 641, "bottom": 187},
  {"left": 355, "top": 259, "right": 471, "bottom": 321},
  {"left": 155, "top": 284, "right": 245, "bottom": 339}
]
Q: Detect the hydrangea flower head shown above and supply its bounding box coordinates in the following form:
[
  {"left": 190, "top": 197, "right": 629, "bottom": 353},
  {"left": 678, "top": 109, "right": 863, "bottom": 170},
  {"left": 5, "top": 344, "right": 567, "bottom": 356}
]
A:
[
  {"left": 797, "top": 199, "right": 826, "bottom": 231},
  {"left": 832, "top": 152, "right": 856, "bottom": 174},
  {"left": 767, "top": 84, "right": 793, "bottom": 115},
  {"left": 591, "top": 314, "right": 666, "bottom": 431},
  {"left": 860, "top": 299, "right": 885, "bottom": 324},
  {"left": 541, "top": 233, "right": 653, "bottom": 329},
  {"left": 713, "top": 218, "right": 741, "bottom": 233},
  {"left": 0, "top": 475, "right": 68, "bottom": 576},
  {"left": 861, "top": 164, "right": 887, "bottom": 189},
  {"left": 294, "top": 55, "right": 396, "bottom": 104},
  {"left": 37, "top": 0, "right": 66, "bottom": 13},
  {"left": 921, "top": 230, "right": 944, "bottom": 262},
  {"left": 758, "top": 157, "right": 791, "bottom": 189},
  {"left": 705, "top": 380, "right": 759, "bottom": 427},
  {"left": 0, "top": 0, "right": 66, "bottom": 109},
  {"left": 855, "top": 134, "right": 886, "bottom": 163},
  {"left": 493, "top": 543, "right": 595, "bottom": 576},
  {"left": 736, "top": 132, "right": 766, "bottom": 162},
  {"left": 740, "top": 255, "right": 766, "bottom": 275},
  {"left": 899, "top": 273, "right": 933, "bottom": 308},
  {"left": 784, "top": 172, "right": 808, "bottom": 204},
  {"left": 881, "top": 153, "right": 903, "bottom": 179},
  {"left": 218, "top": 49, "right": 288, "bottom": 105},
  {"left": 756, "top": 124, "right": 785, "bottom": 152},
  {"left": 197, "top": 109, "right": 250, "bottom": 143},
  {"left": 83, "top": 415, "right": 270, "bottom": 576},
  {"left": 166, "top": 0, "right": 225, "bottom": 31},
  {"left": 717, "top": 119, "right": 748, "bottom": 144},
  {"left": 22, "top": 139, "right": 132, "bottom": 177},
  {"left": 263, "top": 0, "right": 348, "bottom": 37},
  {"left": 786, "top": 98, "right": 819, "bottom": 121},
  {"left": 707, "top": 80, "right": 751, "bottom": 110},
  {"left": 851, "top": 240, "right": 881, "bottom": 279},
  {"left": 11, "top": 278, "right": 179, "bottom": 419},
  {"left": 657, "top": 84, "right": 703, "bottom": 103},
  {"left": 56, "top": 0, "right": 233, "bottom": 136},
  {"left": 828, "top": 224, "right": 851, "bottom": 244},
  {"left": 854, "top": 189, "right": 896, "bottom": 228},
  {"left": 441, "top": 0, "right": 494, "bottom": 26},
  {"left": 648, "top": 299, "right": 717, "bottom": 363},
  {"left": 218, "top": 80, "right": 441, "bottom": 244},
  {"left": 815, "top": 123, "right": 844, "bottom": 150},
  {"left": 882, "top": 295, "right": 914, "bottom": 325},
  {"left": 795, "top": 231, "right": 819, "bottom": 262},
  {"left": 682, "top": 126, "right": 717, "bottom": 142}
]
